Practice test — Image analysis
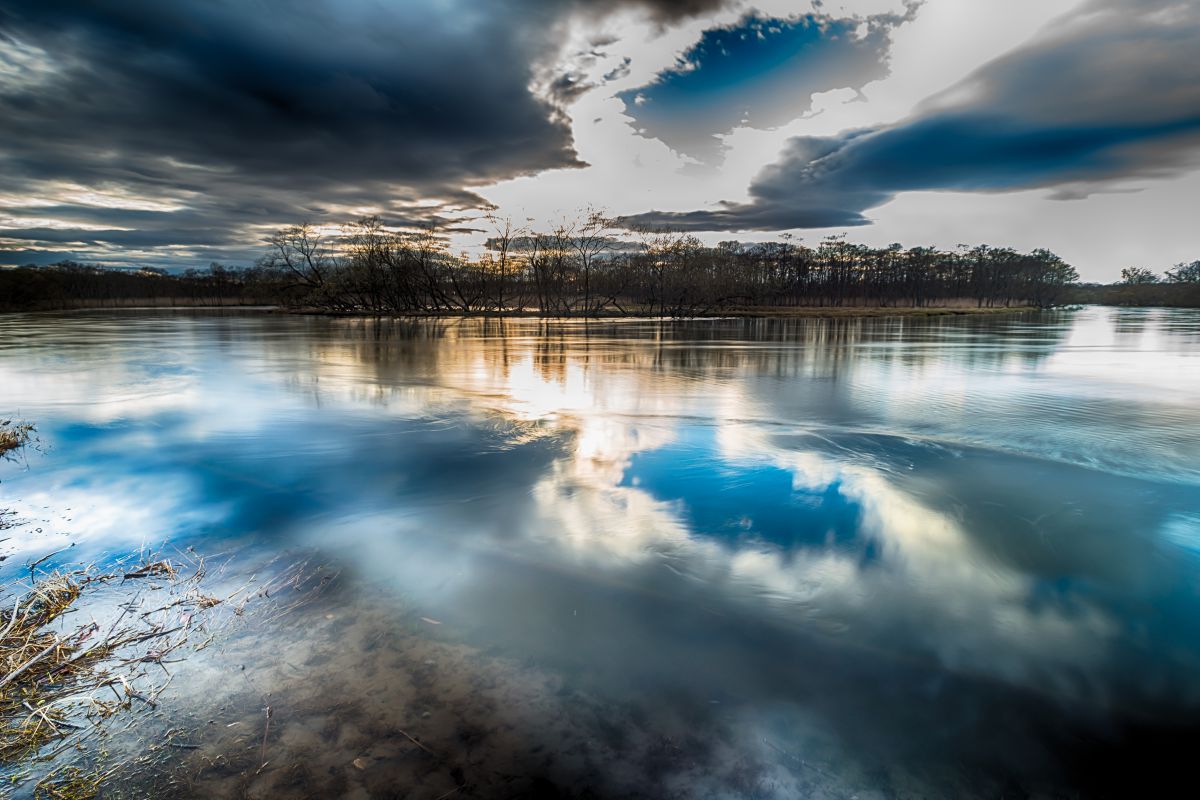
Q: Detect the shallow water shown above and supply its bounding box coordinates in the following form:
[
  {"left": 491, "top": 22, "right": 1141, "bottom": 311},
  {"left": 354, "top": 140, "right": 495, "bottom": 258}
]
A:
[{"left": 2, "top": 307, "right": 1200, "bottom": 798}]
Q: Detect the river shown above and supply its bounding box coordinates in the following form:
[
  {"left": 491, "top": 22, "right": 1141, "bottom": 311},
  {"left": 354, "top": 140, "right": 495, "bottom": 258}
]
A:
[{"left": 1, "top": 307, "right": 1198, "bottom": 798}]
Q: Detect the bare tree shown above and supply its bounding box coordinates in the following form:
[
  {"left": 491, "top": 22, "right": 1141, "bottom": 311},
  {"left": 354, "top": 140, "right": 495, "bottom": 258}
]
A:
[
  {"left": 570, "top": 209, "right": 617, "bottom": 316},
  {"left": 485, "top": 214, "right": 525, "bottom": 313},
  {"left": 264, "top": 224, "right": 336, "bottom": 291}
]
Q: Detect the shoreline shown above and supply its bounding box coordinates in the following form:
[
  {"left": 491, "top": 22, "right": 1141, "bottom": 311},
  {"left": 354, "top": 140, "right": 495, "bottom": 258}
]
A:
[
  {"left": 282, "top": 305, "right": 1042, "bottom": 320},
  {"left": 2, "top": 304, "right": 1044, "bottom": 320}
]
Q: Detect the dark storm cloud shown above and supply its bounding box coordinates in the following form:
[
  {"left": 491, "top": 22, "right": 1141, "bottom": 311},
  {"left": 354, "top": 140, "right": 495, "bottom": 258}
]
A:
[
  {"left": 0, "top": 248, "right": 92, "bottom": 267},
  {"left": 0, "top": 227, "right": 235, "bottom": 249},
  {"left": 1, "top": 2, "right": 573, "bottom": 190},
  {"left": 623, "top": 0, "right": 1200, "bottom": 231},
  {"left": 0, "top": 0, "right": 731, "bottom": 267},
  {"left": 595, "top": 0, "right": 727, "bottom": 24},
  {"left": 619, "top": 9, "right": 911, "bottom": 164}
]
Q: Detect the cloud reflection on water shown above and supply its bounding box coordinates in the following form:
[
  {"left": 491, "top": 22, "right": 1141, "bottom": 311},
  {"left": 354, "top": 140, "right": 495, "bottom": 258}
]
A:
[{"left": 3, "top": 307, "right": 1200, "bottom": 794}]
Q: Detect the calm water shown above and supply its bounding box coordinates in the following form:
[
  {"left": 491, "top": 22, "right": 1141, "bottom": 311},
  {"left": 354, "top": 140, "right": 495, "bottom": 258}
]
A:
[{"left": 2, "top": 307, "right": 1200, "bottom": 798}]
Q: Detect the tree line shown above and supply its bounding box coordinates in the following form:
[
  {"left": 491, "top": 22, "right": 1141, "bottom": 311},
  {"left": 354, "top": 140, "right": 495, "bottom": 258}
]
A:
[
  {"left": 0, "top": 214, "right": 1095, "bottom": 314},
  {"left": 1071, "top": 261, "right": 1200, "bottom": 309},
  {"left": 254, "top": 215, "right": 1080, "bottom": 314},
  {"left": 0, "top": 261, "right": 286, "bottom": 311}
]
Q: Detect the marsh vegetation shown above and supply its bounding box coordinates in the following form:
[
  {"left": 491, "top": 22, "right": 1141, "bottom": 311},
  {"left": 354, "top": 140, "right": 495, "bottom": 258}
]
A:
[
  {"left": 0, "top": 429, "right": 335, "bottom": 799},
  {"left": 0, "top": 421, "right": 34, "bottom": 461}
]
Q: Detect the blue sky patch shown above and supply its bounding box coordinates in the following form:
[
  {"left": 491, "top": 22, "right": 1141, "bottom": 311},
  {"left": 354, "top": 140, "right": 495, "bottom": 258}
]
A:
[{"left": 620, "top": 13, "right": 897, "bottom": 163}]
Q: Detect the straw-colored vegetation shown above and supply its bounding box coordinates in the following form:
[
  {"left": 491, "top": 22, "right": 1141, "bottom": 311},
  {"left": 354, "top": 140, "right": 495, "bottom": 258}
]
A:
[
  {"left": 0, "top": 420, "right": 335, "bottom": 797},
  {"left": 0, "top": 554, "right": 213, "bottom": 797},
  {"left": 0, "top": 421, "right": 34, "bottom": 461},
  {"left": 0, "top": 543, "right": 331, "bottom": 799}
]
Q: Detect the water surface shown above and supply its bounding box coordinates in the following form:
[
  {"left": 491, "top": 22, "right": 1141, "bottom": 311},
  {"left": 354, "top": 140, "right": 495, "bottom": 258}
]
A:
[{"left": 2, "top": 307, "right": 1199, "bottom": 798}]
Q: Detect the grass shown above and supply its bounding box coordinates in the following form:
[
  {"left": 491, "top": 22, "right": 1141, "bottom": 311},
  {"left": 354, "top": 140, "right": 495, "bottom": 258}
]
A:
[
  {"left": 708, "top": 305, "right": 1039, "bottom": 319},
  {"left": 0, "top": 556, "right": 214, "bottom": 792},
  {"left": 0, "top": 420, "right": 35, "bottom": 461},
  {"left": 0, "top": 545, "right": 333, "bottom": 798},
  {"left": 0, "top": 418, "right": 341, "bottom": 796},
  {"left": 32, "top": 765, "right": 108, "bottom": 800},
  {"left": 303, "top": 303, "right": 1041, "bottom": 320}
]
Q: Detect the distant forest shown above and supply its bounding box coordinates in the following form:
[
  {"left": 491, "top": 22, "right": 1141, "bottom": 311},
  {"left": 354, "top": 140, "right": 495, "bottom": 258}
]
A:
[
  {"left": 1070, "top": 263, "right": 1200, "bottom": 308},
  {"left": 1, "top": 215, "right": 1194, "bottom": 314}
]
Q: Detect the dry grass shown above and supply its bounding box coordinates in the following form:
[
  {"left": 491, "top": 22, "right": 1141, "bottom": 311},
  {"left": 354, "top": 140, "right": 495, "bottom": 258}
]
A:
[
  {"left": 2, "top": 419, "right": 338, "bottom": 796},
  {"left": 0, "top": 548, "right": 334, "bottom": 798},
  {"left": 712, "top": 305, "right": 1039, "bottom": 319},
  {"left": 31, "top": 765, "right": 108, "bottom": 800},
  {"left": 301, "top": 304, "right": 1040, "bottom": 320},
  {"left": 0, "top": 419, "right": 35, "bottom": 461}
]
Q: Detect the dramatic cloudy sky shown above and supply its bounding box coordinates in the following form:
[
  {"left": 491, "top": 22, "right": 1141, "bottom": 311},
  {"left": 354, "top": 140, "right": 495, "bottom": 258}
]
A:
[{"left": 1, "top": 0, "right": 1198, "bottom": 280}]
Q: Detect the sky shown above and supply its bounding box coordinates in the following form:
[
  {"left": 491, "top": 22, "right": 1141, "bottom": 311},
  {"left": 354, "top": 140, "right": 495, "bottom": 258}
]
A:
[{"left": 1, "top": 0, "right": 1198, "bottom": 281}]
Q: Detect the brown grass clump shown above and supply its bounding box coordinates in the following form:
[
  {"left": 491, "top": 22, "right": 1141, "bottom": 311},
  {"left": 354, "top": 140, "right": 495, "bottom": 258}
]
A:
[
  {"left": 0, "top": 547, "right": 332, "bottom": 797},
  {"left": 31, "top": 765, "right": 107, "bottom": 800},
  {"left": 0, "top": 419, "right": 35, "bottom": 460}
]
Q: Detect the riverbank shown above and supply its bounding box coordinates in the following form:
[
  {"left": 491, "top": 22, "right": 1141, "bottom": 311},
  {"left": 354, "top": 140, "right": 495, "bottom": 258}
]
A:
[
  {"left": 696, "top": 305, "right": 1038, "bottom": 318},
  {"left": 4, "top": 303, "right": 1043, "bottom": 319},
  {"left": 1069, "top": 282, "right": 1200, "bottom": 308},
  {"left": 288, "top": 304, "right": 1040, "bottom": 320}
]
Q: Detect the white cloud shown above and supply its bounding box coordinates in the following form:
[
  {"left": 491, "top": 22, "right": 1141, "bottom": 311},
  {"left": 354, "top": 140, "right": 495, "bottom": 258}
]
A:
[{"left": 467, "top": 0, "right": 1200, "bottom": 282}]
